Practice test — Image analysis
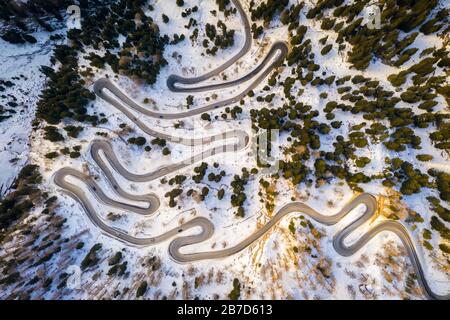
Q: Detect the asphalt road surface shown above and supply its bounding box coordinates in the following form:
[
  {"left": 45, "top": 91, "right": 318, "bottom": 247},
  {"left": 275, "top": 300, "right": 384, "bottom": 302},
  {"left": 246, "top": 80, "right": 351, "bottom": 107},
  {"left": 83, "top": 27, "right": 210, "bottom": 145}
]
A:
[{"left": 166, "top": 0, "right": 252, "bottom": 92}]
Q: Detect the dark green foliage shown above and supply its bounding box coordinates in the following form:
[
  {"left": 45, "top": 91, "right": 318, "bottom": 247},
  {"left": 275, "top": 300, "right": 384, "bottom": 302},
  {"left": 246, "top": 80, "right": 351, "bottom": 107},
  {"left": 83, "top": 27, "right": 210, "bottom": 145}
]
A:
[
  {"left": 186, "top": 95, "right": 194, "bottom": 107},
  {"left": 204, "top": 20, "right": 235, "bottom": 54},
  {"left": 250, "top": 0, "right": 289, "bottom": 24},
  {"left": 1, "top": 30, "right": 37, "bottom": 44},
  {"left": 168, "top": 175, "right": 187, "bottom": 186},
  {"left": 439, "top": 243, "right": 450, "bottom": 254},
  {"left": 435, "top": 172, "right": 450, "bottom": 202},
  {"left": 429, "top": 121, "right": 450, "bottom": 151},
  {"left": 321, "top": 44, "right": 333, "bottom": 55},
  {"left": 387, "top": 161, "right": 430, "bottom": 196},
  {"left": 318, "top": 0, "right": 441, "bottom": 70},
  {"left": 416, "top": 154, "right": 433, "bottom": 162},
  {"left": 305, "top": 0, "right": 343, "bottom": 18},
  {"left": 201, "top": 113, "right": 211, "bottom": 121},
  {"left": 108, "top": 252, "right": 123, "bottom": 266},
  {"left": 348, "top": 131, "right": 368, "bottom": 148},
  {"left": 192, "top": 162, "right": 208, "bottom": 183},
  {"left": 228, "top": 278, "right": 241, "bottom": 300},
  {"left": 69, "top": 151, "right": 81, "bottom": 159},
  {"left": 216, "top": 0, "right": 231, "bottom": 11},
  {"left": 384, "top": 127, "right": 421, "bottom": 152},
  {"left": 72, "top": 1, "right": 168, "bottom": 85},
  {"left": 430, "top": 216, "right": 450, "bottom": 241},
  {"left": 217, "top": 188, "right": 225, "bottom": 200},
  {"left": 420, "top": 9, "right": 448, "bottom": 34},
  {"left": 251, "top": 23, "right": 263, "bottom": 39},
  {"left": 43, "top": 126, "right": 64, "bottom": 142},
  {"left": 64, "top": 125, "right": 83, "bottom": 138},
  {"left": 0, "top": 165, "right": 42, "bottom": 236},
  {"left": 427, "top": 197, "right": 450, "bottom": 223},
  {"left": 165, "top": 188, "right": 183, "bottom": 207},
  {"left": 45, "top": 151, "right": 59, "bottom": 159},
  {"left": 423, "top": 228, "right": 432, "bottom": 240},
  {"left": 128, "top": 136, "right": 147, "bottom": 146},
  {"left": 151, "top": 137, "right": 167, "bottom": 147},
  {"left": 37, "top": 45, "right": 96, "bottom": 125},
  {"left": 162, "top": 147, "right": 171, "bottom": 155}
]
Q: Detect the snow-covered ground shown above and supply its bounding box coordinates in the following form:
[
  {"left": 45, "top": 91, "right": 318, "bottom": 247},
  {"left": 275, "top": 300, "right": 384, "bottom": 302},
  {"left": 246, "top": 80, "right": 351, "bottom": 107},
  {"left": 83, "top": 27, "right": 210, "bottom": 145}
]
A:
[
  {"left": 1, "top": 0, "right": 449, "bottom": 300},
  {"left": 0, "top": 28, "right": 63, "bottom": 196}
]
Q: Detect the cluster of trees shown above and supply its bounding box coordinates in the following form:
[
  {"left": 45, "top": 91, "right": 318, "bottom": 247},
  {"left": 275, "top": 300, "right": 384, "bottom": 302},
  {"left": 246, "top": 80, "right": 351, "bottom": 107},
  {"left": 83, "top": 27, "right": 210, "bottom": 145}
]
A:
[
  {"left": 204, "top": 21, "right": 235, "bottom": 55},
  {"left": 46, "top": 145, "right": 82, "bottom": 159},
  {"left": 287, "top": 28, "right": 309, "bottom": 66},
  {"left": 136, "top": 281, "right": 148, "bottom": 298},
  {"left": 321, "top": 74, "right": 447, "bottom": 154},
  {"left": 192, "top": 162, "right": 208, "bottom": 184},
  {"left": 384, "top": 127, "right": 421, "bottom": 152},
  {"left": 430, "top": 216, "right": 450, "bottom": 242},
  {"left": 0, "top": 0, "right": 77, "bottom": 38},
  {"left": 68, "top": 0, "right": 168, "bottom": 85},
  {"left": 127, "top": 136, "right": 147, "bottom": 146},
  {"left": 37, "top": 44, "right": 96, "bottom": 127},
  {"left": 249, "top": 0, "right": 289, "bottom": 25},
  {"left": 181, "top": 6, "right": 198, "bottom": 19},
  {"left": 230, "top": 168, "right": 250, "bottom": 217},
  {"left": 0, "top": 78, "right": 14, "bottom": 93},
  {"left": 216, "top": 0, "right": 230, "bottom": 12},
  {"left": 168, "top": 175, "right": 187, "bottom": 186},
  {"left": 201, "top": 113, "right": 211, "bottom": 121},
  {"left": 426, "top": 196, "right": 450, "bottom": 254},
  {"left": 207, "top": 169, "right": 226, "bottom": 183},
  {"left": 43, "top": 126, "right": 64, "bottom": 142},
  {"left": 305, "top": 0, "right": 344, "bottom": 19},
  {"left": 247, "top": 85, "right": 446, "bottom": 194},
  {"left": 0, "top": 165, "right": 42, "bottom": 239},
  {"left": 0, "top": 94, "right": 18, "bottom": 122},
  {"left": 151, "top": 137, "right": 170, "bottom": 155},
  {"left": 220, "top": 106, "right": 243, "bottom": 120},
  {"left": 61, "top": 145, "right": 82, "bottom": 159},
  {"left": 115, "top": 22, "right": 168, "bottom": 85},
  {"left": 307, "top": 0, "right": 445, "bottom": 70},
  {"left": 107, "top": 251, "right": 127, "bottom": 277},
  {"left": 432, "top": 171, "right": 450, "bottom": 202},
  {"left": 389, "top": 49, "right": 448, "bottom": 88},
  {"left": 279, "top": 157, "right": 309, "bottom": 186},
  {"left": 429, "top": 119, "right": 450, "bottom": 150},
  {"left": 428, "top": 197, "right": 449, "bottom": 224},
  {"left": 383, "top": 158, "right": 431, "bottom": 196},
  {"left": 0, "top": 0, "right": 73, "bottom": 20},
  {"left": 228, "top": 278, "right": 241, "bottom": 300},
  {"left": 280, "top": 3, "right": 304, "bottom": 26},
  {"left": 1, "top": 29, "right": 36, "bottom": 44},
  {"left": 64, "top": 125, "right": 84, "bottom": 138},
  {"left": 164, "top": 175, "right": 187, "bottom": 207},
  {"left": 80, "top": 243, "right": 102, "bottom": 270},
  {"left": 165, "top": 188, "right": 183, "bottom": 208}
]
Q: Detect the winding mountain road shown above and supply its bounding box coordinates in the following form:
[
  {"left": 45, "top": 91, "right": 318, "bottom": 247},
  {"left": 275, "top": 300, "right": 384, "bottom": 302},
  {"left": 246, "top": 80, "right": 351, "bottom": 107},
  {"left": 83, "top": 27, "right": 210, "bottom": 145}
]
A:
[
  {"left": 52, "top": 0, "right": 448, "bottom": 300},
  {"left": 93, "top": 41, "right": 288, "bottom": 120},
  {"left": 166, "top": 0, "right": 252, "bottom": 92}
]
